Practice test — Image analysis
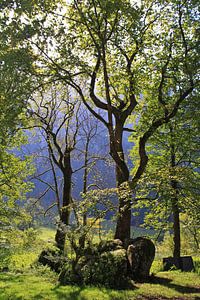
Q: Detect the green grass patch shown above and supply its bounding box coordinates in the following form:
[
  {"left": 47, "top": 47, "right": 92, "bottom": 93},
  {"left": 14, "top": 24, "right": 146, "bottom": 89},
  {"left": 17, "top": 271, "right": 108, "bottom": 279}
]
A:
[
  {"left": 0, "top": 270, "right": 200, "bottom": 299},
  {"left": 1, "top": 227, "right": 200, "bottom": 299},
  {"left": 37, "top": 227, "right": 56, "bottom": 243},
  {"left": 150, "top": 259, "right": 163, "bottom": 274}
]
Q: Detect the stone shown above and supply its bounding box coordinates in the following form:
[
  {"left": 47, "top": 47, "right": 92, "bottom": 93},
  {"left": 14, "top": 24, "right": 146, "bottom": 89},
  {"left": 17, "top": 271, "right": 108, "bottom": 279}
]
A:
[
  {"left": 127, "top": 237, "right": 155, "bottom": 280},
  {"left": 163, "top": 256, "right": 194, "bottom": 271}
]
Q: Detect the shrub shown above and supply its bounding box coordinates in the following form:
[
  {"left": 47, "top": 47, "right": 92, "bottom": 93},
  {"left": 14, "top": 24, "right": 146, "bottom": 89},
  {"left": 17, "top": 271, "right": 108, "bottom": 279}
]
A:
[
  {"left": 0, "top": 227, "right": 41, "bottom": 272},
  {"left": 82, "top": 249, "right": 128, "bottom": 288},
  {"left": 59, "top": 248, "right": 128, "bottom": 289}
]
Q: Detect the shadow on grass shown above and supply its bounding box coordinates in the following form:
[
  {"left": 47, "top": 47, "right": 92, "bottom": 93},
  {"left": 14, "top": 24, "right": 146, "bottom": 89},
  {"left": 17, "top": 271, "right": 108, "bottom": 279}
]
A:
[
  {"left": 0, "top": 273, "right": 23, "bottom": 283},
  {"left": 150, "top": 275, "right": 200, "bottom": 295},
  {"left": 52, "top": 281, "right": 138, "bottom": 300},
  {"left": 53, "top": 285, "right": 85, "bottom": 300}
]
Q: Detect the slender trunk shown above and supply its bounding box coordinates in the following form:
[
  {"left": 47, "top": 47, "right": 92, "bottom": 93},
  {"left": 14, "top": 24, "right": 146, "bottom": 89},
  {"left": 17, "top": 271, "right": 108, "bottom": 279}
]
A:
[
  {"left": 171, "top": 192, "right": 181, "bottom": 258},
  {"left": 61, "top": 175, "right": 72, "bottom": 224},
  {"left": 79, "top": 141, "right": 89, "bottom": 248},
  {"left": 55, "top": 151, "right": 72, "bottom": 250},
  {"left": 82, "top": 142, "right": 88, "bottom": 227},
  {"left": 170, "top": 126, "right": 181, "bottom": 259}
]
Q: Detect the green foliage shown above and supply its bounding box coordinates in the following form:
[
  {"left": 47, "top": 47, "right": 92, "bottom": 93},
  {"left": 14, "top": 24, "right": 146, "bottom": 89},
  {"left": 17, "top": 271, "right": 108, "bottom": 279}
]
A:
[
  {"left": 1, "top": 0, "right": 199, "bottom": 249},
  {"left": 0, "top": 145, "right": 33, "bottom": 201},
  {"left": 156, "top": 226, "right": 200, "bottom": 259},
  {"left": 156, "top": 232, "right": 174, "bottom": 258},
  {"left": 0, "top": 228, "right": 40, "bottom": 271},
  {"left": 2, "top": 0, "right": 199, "bottom": 181},
  {"left": 81, "top": 249, "right": 127, "bottom": 288},
  {"left": 0, "top": 3, "right": 199, "bottom": 293},
  {"left": 8, "top": 252, "right": 37, "bottom": 272},
  {"left": 0, "top": 225, "right": 200, "bottom": 297},
  {"left": 59, "top": 245, "right": 128, "bottom": 288},
  {"left": 0, "top": 134, "right": 35, "bottom": 244},
  {"left": 58, "top": 188, "right": 118, "bottom": 257}
]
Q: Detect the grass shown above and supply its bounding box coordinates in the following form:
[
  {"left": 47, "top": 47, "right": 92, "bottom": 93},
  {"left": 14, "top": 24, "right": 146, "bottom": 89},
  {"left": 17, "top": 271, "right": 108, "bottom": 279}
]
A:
[
  {"left": 1, "top": 227, "right": 200, "bottom": 299},
  {"left": 0, "top": 270, "right": 200, "bottom": 299},
  {"left": 37, "top": 227, "right": 56, "bottom": 243}
]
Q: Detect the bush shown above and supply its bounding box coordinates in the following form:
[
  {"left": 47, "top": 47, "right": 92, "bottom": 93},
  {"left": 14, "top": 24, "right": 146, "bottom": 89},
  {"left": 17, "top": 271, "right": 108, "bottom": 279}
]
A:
[
  {"left": 38, "top": 247, "right": 68, "bottom": 273},
  {"left": 0, "top": 227, "right": 41, "bottom": 272},
  {"left": 9, "top": 252, "right": 38, "bottom": 272},
  {"left": 59, "top": 248, "right": 128, "bottom": 288},
  {"left": 81, "top": 249, "right": 128, "bottom": 288}
]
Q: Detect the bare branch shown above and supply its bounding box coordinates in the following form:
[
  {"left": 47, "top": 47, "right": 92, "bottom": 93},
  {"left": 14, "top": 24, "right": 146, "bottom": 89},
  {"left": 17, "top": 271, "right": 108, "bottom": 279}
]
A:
[{"left": 44, "top": 202, "right": 57, "bottom": 216}]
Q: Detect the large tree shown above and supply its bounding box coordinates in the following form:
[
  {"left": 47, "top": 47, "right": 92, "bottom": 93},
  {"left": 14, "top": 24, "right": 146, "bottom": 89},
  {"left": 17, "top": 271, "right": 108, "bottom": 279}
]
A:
[
  {"left": 1, "top": 0, "right": 199, "bottom": 243},
  {"left": 130, "top": 92, "right": 200, "bottom": 258}
]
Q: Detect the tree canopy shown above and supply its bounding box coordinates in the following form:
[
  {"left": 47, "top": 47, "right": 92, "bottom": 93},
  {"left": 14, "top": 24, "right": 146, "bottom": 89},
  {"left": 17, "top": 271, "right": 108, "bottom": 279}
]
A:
[{"left": 1, "top": 0, "right": 199, "bottom": 241}]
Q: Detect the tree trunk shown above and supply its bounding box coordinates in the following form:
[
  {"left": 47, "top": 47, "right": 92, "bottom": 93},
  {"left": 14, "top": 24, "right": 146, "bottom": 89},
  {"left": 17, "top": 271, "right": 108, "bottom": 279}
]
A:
[
  {"left": 113, "top": 122, "right": 131, "bottom": 243},
  {"left": 114, "top": 199, "right": 131, "bottom": 243},
  {"left": 79, "top": 140, "right": 89, "bottom": 248},
  {"left": 172, "top": 195, "right": 181, "bottom": 258},
  {"left": 170, "top": 126, "right": 181, "bottom": 259},
  {"left": 61, "top": 172, "right": 72, "bottom": 225},
  {"left": 114, "top": 164, "right": 131, "bottom": 243},
  {"left": 55, "top": 151, "right": 72, "bottom": 250}
]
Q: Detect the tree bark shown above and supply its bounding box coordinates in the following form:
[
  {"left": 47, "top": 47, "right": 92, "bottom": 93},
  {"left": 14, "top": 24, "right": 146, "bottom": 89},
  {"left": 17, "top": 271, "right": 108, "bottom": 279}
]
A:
[
  {"left": 114, "top": 173, "right": 131, "bottom": 243},
  {"left": 171, "top": 192, "right": 181, "bottom": 258},
  {"left": 170, "top": 126, "right": 181, "bottom": 259},
  {"left": 61, "top": 163, "right": 72, "bottom": 224},
  {"left": 113, "top": 122, "right": 131, "bottom": 243},
  {"left": 55, "top": 151, "right": 72, "bottom": 250},
  {"left": 79, "top": 138, "right": 89, "bottom": 248}
]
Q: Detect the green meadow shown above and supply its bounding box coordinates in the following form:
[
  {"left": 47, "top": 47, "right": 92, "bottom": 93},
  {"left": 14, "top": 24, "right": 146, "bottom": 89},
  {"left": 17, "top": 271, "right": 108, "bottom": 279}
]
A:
[{"left": 0, "top": 227, "right": 200, "bottom": 300}]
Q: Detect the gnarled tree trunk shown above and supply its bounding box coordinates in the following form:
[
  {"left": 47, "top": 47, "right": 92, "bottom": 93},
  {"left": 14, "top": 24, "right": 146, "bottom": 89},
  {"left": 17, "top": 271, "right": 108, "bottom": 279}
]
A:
[{"left": 111, "top": 122, "right": 131, "bottom": 243}]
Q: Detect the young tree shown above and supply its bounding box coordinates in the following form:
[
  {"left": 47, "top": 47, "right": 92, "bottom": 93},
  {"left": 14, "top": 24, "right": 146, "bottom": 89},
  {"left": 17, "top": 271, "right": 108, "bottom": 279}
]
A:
[
  {"left": 28, "top": 84, "right": 82, "bottom": 248},
  {"left": 28, "top": 84, "right": 109, "bottom": 249},
  {"left": 2, "top": 0, "right": 199, "bottom": 243}
]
